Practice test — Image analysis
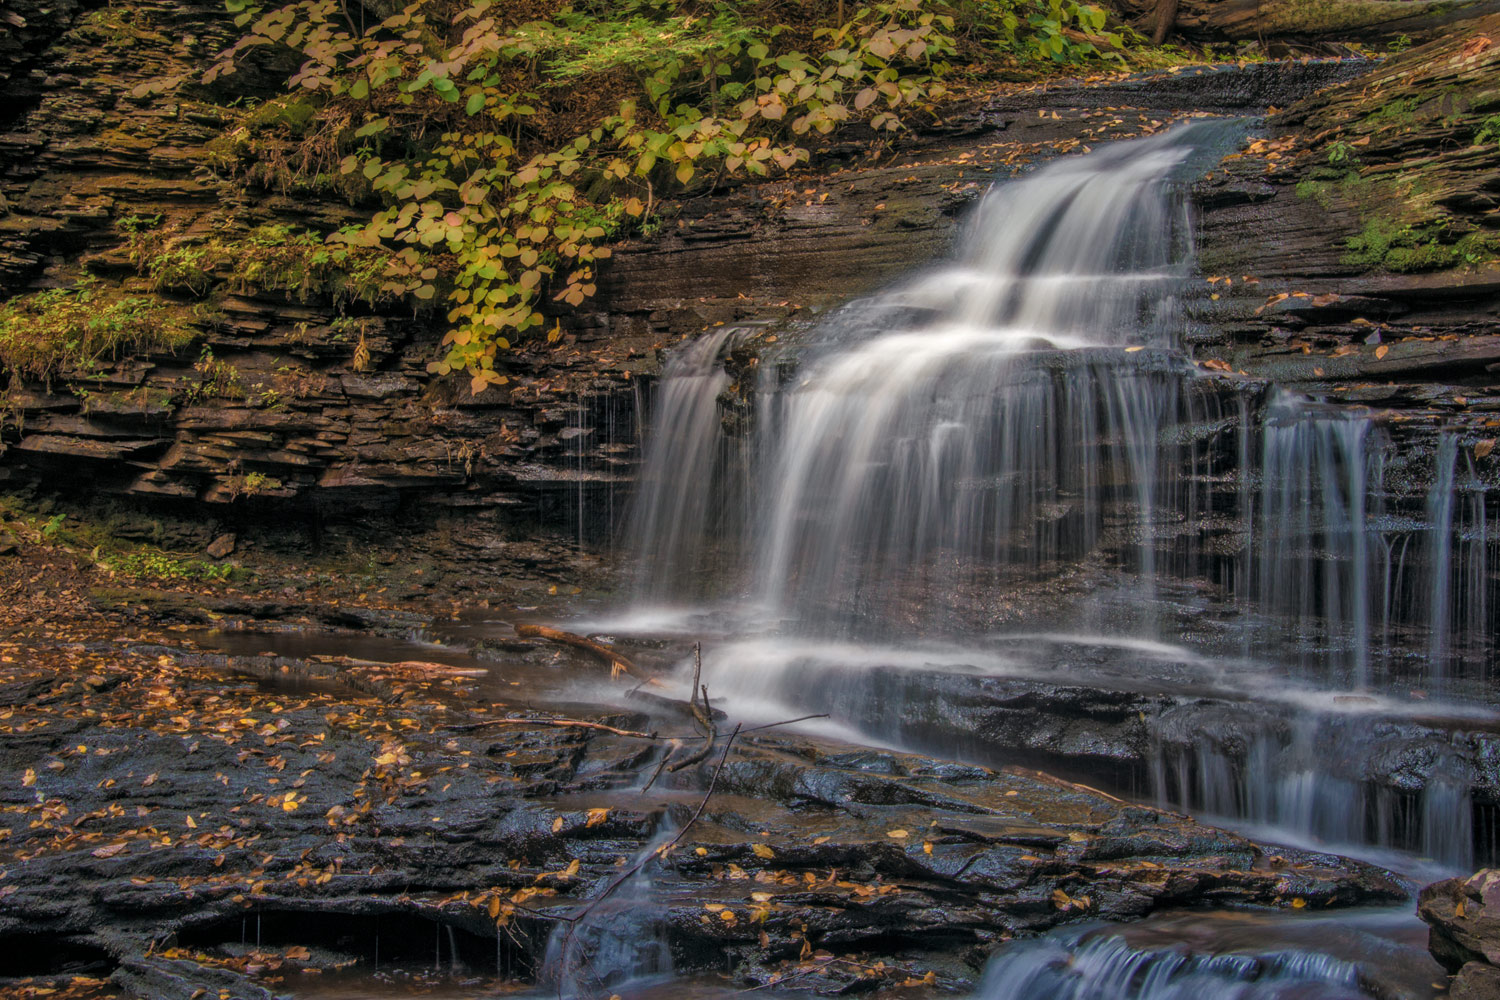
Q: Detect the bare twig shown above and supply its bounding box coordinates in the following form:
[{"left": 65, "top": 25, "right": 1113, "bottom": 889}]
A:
[
  {"left": 555, "top": 723, "right": 742, "bottom": 995},
  {"left": 740, "top": 713, "right": 830, "bottom": 733},
  {"left": 668, "top": 687, "right": 717, "bottom": 772},
  {"left": 640, "top": 737, "right": 684, "bottom": 793},
  {"left": 688, "top": 641, "right": 703, "bottom": 717}
]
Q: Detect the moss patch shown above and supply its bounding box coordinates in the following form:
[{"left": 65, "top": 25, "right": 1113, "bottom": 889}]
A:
[
  {"left": 1344, "top": 219, "right": 1500, "bottom": 273},
  {"left": 0, "top": 280, "right": 197, "bottom": 382},
  {"left": 128, "top": 224, "right": 428, "bottom": 310}
]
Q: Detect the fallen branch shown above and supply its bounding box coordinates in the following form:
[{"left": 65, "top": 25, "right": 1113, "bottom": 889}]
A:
[{"left": 514, "top": 624, "right": 651, "bottom": 682}]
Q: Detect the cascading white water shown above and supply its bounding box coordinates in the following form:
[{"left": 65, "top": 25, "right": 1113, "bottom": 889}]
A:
[
  {"left": 621, "top": 124, "right": 1498, "bottom": 867},
  {"left": 974, "top": 932, "right": 1365, "bottom": 1000}
]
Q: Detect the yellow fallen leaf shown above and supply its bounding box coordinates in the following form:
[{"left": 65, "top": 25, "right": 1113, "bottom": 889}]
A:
[
  {"left": 887, "top": 829, "right": 910, "bottom": 839},
  {"left": 552, "top": 817, "right": 564, "bottom": 833},
  {"left": 1375, "top": 345, "right": 1389, "bottom": 359},
  {"left": 1475, "top": 439, "right": 1496, "bottom": 460},
  {"left": 21, "top": 768, "right": 36, "bottom": 787},
  {"left": 185, "top": 815, "right": 197, "bottom": 829},
  {"left": 751, "top": 843, "right": 775, "bottom": 859},
  {"left": 1291, "top": 897, "right": 1307, "bottom": 909},
  {"left": 923, "top": 842, "right": 933, "bottom": 855},
  {"left": 488, "top": 896, "right": 501, "bottom": 919},
  {"left": 586, "top": 807, "right": 609, "bottom": 828},
  {"left": 695, "top": 846, "right": 708, "bottom": 856}
]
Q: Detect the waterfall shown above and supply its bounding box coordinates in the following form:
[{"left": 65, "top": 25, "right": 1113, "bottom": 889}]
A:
[
  {"left": 621, "top": 124, "right": 1498, "bottom": 867},
  {"left": 973, "top": 932, "right": 1364, "bottom": 1000}
]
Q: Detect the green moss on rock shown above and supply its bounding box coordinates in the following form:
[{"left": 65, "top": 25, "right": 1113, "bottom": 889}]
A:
[{"left": 0, "top": 280, "right": 197, "bottom": 381}]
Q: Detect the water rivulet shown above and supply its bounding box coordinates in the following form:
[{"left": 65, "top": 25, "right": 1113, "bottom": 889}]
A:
[{"left": 623, "top": 125, "right": 1499, "bottom": 867}]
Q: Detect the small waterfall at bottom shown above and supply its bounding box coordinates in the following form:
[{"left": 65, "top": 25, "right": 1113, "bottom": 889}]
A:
[
  {"left": 973, "top": 927, "right": 1365, "bottom": 1000},
  {"left": 539, "top": 832, "right": 675, "bottom": 998},
  {"left": 967, "top": 907, "right": 1446, "bottom": 1000}
]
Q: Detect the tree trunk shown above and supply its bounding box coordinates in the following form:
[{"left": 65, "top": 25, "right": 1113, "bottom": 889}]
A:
[{"left": 1151, "top": 0, "right": 1179, "bottom": 44}]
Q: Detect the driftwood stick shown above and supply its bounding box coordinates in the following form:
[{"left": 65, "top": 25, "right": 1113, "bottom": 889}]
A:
[{"left": 514, "top": 624, "right": 651, "bottom": 682}]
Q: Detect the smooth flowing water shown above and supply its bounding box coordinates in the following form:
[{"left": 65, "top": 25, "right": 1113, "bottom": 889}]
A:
[{"left": 620, "top": 123, "right": 1499, "bottom": 872}]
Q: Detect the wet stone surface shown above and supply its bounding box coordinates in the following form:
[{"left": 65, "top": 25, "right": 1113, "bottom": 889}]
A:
[{"left": 0, "top": 573, "right": 1408, "bottom": 999}]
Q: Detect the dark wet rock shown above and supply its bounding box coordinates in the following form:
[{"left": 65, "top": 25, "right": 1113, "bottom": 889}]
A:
[
  {"left": 1453, "top": 960, "right": 1500, "bottom": 1000},
  {"left": 1192, "top": 14, "right": 1500, "bottom": 436},
  {"left": 0, "top": 632, "right": 1407, "bottom": 999},
  {"left": 1421, "top": 869, "right": 1500, "bottom": 972}
]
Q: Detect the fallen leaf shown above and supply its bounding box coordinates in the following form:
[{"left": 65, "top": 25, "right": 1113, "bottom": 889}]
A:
[
  {"left": 92, "top": 842, "right": 128, "bottom": 858},
  {"left": 887, "top": 829, "right": 910, "bottom": 839},
  {"left": 586, "top": 807, "right": 609, "bottom": 829},
  {"left": 751, "top": 843, "right": 775, "bottom": 859},
  {"left": 1475, "top": 439, "right": 1496, "bottom": 460},
  {"left": 1375, "top": 345, "right": 1389, "bottom": 359},
  {"left": 552, "top": 816, "right": 564, "bottom": 833}
]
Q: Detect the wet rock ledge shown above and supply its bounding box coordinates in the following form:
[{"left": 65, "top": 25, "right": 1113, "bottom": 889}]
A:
[
  {"left": 0, "top": 590, "right": 1406, "bottom": 998},
  {"left": 1420, "top": 869, "right": 1500, "bottom": 999}
]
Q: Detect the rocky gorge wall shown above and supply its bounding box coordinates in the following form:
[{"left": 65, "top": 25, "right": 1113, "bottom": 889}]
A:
[{"left": 0, "top": 1, "right": 1496, "bottom": 595}]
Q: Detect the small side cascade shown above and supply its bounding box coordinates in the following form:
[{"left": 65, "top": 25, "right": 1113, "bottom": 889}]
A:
[
  {"left": 1239, "top": 397, "right": 1496, "bottom": 694},
  {"left": 627, "top": 326, "right": 746, "bottom": 599},
  {"left": 1155, "top": 720, "right": 1481, "bottom": 870},
  {"left": 538, "top": 833, "right": 675, "bottom": 998},
  {"left": 1246, "top": 393, "right": 1388, "bottom": 688},
  {"left": 973, "top": 930, "right": 1364, "bottom": 1000}
]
